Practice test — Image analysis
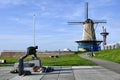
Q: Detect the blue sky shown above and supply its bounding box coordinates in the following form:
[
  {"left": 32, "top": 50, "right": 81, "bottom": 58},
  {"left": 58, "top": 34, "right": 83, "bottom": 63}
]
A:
[{"left": 0, "top": 0, "right": 120, "bottom": 52}]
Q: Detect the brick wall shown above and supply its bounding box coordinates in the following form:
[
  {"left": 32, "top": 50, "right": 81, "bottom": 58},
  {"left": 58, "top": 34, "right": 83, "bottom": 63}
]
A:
[{"left": 0, "top": 51, "right": 73, "bottom": 57}]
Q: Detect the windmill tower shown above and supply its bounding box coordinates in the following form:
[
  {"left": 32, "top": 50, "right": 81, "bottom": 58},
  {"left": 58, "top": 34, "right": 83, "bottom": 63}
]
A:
[{"left": 68, "top": 2, "right": 106, "bottom": 51}]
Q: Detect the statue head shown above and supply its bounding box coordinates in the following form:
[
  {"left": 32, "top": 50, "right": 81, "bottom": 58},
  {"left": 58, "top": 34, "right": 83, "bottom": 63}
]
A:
[{"left": 35, "top": 46, "right": 38, "bottom": 49}]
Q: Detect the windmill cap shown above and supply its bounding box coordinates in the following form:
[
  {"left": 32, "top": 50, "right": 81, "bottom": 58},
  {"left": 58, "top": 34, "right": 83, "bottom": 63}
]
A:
[{"left": 84, "top": 19, "right": 94, "bottom": 23}]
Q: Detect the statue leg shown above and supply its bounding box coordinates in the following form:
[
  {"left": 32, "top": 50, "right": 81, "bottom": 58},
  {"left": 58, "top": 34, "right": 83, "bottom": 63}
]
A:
[
  {"left": 19, "top": 58, "right": 24, "bottom": 76},
  {"left": 33, "top": 54, "right": 42, "bottom": 68},
  {"left": 33, "top": 53, "right": 39, "bottom": 59},
  {"left": 18, "top": 54, "right": 28, "bottom": 76},
  {"left": 39, "top": 59, "right": 42, "bottom": 68}
]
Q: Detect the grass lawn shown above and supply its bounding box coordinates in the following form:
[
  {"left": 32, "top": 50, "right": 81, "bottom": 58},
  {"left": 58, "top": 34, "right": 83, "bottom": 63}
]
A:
[
  {"left": 41, "top": 54, "right": 96, "bottom": 66},
  {"left": 94, "top": 48, "right": 120, "bottom": 64},
  {"left": 0, "top": 54, "right": 96, "bottom": 66}
]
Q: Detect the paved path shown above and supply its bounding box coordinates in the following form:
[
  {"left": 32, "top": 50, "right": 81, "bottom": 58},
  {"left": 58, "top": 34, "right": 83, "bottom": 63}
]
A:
[
  {"left": 0, "top": 67, "right": 17, "bottom": 80},
  {"left": 10, "top": 66, "right": 120, "bottom": 80},
  {"left": 79, "top": 53, "right": 120, "bottom": 74}
]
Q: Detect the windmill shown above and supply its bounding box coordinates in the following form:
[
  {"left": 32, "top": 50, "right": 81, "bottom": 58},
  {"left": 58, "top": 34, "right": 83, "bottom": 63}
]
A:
[{"left": 68, "top": 2, "right": 106, "bottom": 51}]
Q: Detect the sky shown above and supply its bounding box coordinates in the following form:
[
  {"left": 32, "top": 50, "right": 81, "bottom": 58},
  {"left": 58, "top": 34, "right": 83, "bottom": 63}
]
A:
[{"left": 0, "top": 0, "right": 120, "bottom": 52}]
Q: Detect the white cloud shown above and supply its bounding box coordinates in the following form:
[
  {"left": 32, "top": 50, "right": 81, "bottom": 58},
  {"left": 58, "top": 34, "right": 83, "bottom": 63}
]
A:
[
  {"left": 0, "top": 0, "right": 26, "bottom": 8},
  {"left": 9, "top": 17, "right": 33, "bottom": 28},
  {"left": 41, "top": 12, "right": 51, "bottom": 16},
  {"left": 33, "top": 1, "right": 47, "bottom": 11}
]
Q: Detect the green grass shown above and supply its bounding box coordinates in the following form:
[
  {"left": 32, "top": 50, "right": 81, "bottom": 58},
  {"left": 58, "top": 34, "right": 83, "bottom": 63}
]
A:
[
  {"left": 41, "top": 54, "right": 96, "bottom": 66},
  {"left": 0, "top": 54, "right": 96, "bottom": 66},
  {"left": 94, "top": 48, "right": 120, "bottom": 64},
  {"left": 0, "top": 57, "right": 18, "bottom": 64}
]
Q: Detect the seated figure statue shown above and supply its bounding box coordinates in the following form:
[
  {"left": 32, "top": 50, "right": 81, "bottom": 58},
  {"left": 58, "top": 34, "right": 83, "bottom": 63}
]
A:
[{"left": 19, "top": 46, "right": 42, "bottom": 76}]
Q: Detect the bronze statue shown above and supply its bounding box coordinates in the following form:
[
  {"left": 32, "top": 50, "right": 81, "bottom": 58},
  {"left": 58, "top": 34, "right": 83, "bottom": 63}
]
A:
[{"left": 19, "top": 46, "right": 42, "bottom": 76}]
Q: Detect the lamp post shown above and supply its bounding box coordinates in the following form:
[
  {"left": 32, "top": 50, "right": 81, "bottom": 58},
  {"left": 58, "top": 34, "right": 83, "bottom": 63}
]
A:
[{"left": 33, "top": 14, "right": 36, "bottom": 46}]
